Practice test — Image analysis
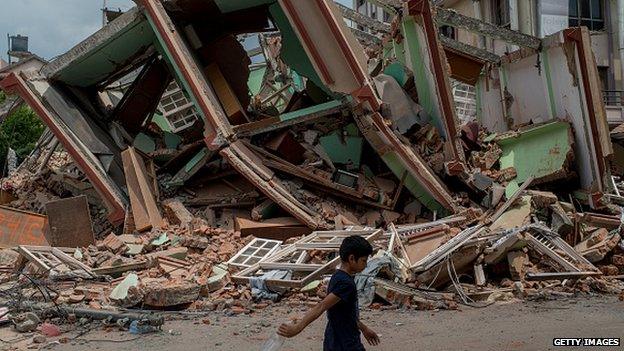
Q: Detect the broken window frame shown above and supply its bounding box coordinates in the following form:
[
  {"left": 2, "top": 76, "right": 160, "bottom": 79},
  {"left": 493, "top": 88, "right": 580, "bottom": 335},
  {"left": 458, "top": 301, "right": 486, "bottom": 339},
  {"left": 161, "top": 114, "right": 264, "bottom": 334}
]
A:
[
  {"left": 158, "top": 80, "right": 200, "bottom": 133},
  {"left": 231, "top": 229, "right": 382, "bottom": 288},
  {"left": 17, "top": 245, "right": 95, "bottom": 279},
  {"left": 227, "top": 238, "right": 283, "bottom": 269}
]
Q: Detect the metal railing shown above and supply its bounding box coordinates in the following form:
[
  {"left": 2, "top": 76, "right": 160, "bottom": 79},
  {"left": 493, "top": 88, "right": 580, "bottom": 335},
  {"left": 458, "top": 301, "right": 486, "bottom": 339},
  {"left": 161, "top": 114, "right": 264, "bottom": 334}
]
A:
[{"left": 604, "top": 90, "right": 624, "bottom": 106}]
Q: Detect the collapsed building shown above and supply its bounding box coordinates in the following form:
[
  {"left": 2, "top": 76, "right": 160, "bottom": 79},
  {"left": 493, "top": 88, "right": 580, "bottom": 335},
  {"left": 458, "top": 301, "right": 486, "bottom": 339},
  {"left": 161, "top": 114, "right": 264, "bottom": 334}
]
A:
[
  {"left": 0, "top": 0, "right": 623, "bottom": 334},
  {"left": 1, "top": 0, "right": 465, "bottom": 233}
]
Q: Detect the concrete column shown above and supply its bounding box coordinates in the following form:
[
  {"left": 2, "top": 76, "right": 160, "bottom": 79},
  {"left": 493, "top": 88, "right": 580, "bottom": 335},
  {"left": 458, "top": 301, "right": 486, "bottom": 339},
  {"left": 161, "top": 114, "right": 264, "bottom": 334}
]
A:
[
  {"left": 617, "top": 0, "right": 624, "bottom": 90},
  {"left": 472, "top": 0, "right": 486, "bottom": 49}
]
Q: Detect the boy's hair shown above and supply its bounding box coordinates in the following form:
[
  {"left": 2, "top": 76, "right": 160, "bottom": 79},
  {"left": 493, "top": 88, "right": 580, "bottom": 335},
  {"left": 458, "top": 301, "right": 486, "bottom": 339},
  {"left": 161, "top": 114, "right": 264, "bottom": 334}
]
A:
[{"left": 339, "top": 235, "right": 373, "bottom": 261}]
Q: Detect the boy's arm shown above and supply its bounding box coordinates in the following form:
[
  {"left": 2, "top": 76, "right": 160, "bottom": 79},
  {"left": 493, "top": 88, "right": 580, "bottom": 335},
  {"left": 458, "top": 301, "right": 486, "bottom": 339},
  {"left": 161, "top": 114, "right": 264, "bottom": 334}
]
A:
[
  {"left": 357, "top": 320, "right": 380, "bottom": 346},
  {"left": 277, "top": 293, "right": 341, "bottom": 338}
]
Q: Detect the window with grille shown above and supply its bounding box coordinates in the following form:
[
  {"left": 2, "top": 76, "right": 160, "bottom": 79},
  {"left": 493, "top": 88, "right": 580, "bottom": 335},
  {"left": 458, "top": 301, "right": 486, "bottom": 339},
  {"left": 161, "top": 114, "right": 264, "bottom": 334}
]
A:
[
  {"left": 492, "top": 0, "right": 511, "bottom": 28},
  {"left": 158, "top": 81, "right": 199, "bottom": 132},
  {"left": 569, "top": 0, "right": 604, "bottom": 31}
]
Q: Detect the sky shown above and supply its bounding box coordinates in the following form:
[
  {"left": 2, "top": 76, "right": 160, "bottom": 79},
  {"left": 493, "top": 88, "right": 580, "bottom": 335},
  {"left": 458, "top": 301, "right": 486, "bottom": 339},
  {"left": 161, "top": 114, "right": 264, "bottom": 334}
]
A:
[{"left": 0, "top": 0, "right": 354, "bottom": 63}]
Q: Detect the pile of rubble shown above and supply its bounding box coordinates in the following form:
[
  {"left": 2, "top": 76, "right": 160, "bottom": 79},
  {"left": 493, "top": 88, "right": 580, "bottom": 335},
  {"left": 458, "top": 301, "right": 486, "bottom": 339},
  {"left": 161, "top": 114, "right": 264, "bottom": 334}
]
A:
[{"left": 0, "top": 0, "right": 623, "bottom": 342}]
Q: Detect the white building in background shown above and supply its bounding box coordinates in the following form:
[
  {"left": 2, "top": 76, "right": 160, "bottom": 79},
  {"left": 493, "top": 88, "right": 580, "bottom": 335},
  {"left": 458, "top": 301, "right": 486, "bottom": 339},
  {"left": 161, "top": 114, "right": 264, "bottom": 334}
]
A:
[
  {"left": 354, "top": 0, "right": 624, "bottom": 116},
  {"left": 0, "top": 55, "right": 47, "bottom": 80}
]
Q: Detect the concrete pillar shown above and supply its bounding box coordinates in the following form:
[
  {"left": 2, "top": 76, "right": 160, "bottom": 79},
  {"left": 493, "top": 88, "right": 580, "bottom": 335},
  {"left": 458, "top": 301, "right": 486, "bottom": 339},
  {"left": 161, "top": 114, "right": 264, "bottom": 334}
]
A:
[{"left": 617, "top": 0, "right": 624, "bottom": 90}]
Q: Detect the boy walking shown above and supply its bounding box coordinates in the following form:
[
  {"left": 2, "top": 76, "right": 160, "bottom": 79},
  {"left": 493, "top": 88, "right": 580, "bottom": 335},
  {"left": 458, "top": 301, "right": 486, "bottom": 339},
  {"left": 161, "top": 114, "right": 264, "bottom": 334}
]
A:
[{"left": 278, "top": 235, "right": 380, "bottom": 350}]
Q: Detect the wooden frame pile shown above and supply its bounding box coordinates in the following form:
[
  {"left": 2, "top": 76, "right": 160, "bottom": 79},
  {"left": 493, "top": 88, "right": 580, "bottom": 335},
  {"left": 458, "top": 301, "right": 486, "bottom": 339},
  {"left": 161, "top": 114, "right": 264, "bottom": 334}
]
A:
[
  {"left": 17, "top": 246, "right": 95, "bottom": 279},
  {"left": 231, "top": 229, "right": 382, "bottom": 288},
  {"left": 227, "top": 238, "right": 282, "bottom": 269}
]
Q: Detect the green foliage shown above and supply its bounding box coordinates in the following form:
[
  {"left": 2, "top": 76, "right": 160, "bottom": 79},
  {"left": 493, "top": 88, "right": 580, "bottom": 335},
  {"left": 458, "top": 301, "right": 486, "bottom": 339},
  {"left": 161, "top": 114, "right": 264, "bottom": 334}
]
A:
[
  {"left": 0, "top": 91, "right": 5, "bottom": 104},
  {"left": 0, "top": 103, "right": 45, "bottom": 173}
]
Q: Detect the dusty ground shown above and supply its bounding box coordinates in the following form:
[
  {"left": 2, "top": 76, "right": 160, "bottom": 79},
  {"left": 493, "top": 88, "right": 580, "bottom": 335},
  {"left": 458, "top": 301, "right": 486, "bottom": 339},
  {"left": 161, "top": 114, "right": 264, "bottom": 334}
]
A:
[{"left": 1, "top": 295, "right": 622, "bottom": 351}]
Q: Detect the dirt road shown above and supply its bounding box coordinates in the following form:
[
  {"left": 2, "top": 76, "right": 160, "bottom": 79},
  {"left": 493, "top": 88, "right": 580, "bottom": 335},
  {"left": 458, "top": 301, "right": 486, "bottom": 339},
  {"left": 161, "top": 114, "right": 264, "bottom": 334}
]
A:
[{"left": 3, "top": 295, "right": 622, "bottom": 351}]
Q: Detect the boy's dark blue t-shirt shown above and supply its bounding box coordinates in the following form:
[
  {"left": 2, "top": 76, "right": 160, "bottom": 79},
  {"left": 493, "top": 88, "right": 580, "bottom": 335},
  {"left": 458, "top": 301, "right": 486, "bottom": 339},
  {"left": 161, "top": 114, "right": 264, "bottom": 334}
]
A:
[{"left": 323, "top": 269, "right": 364, "bottom": 351}]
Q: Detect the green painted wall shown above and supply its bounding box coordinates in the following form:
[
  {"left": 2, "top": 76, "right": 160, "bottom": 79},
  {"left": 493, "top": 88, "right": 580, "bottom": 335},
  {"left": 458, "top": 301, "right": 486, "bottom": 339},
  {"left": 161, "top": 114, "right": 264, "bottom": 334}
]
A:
[
  {"left": 400, "top": 18, "right": 445, "bottom": 137},
  {"left": 319, "top": 133, "right": 363, "bottom": 167},
  {"left": 214, "top": 0, "right": 275, "bottom": 13},
  {"left": 248, "top": 66, "right": 267, "bottom": 96},
  {"left": 268, "top": 3, "right": 330, "bottom": 96},
  {"left": 279, "top": 100, "right": 341, "bottom": 122},
  {"left": 56, "top": 19, "right": 156, "bottom": 87},
  {"left": 382, "top": 152, "right": 447, "bottom": 215},
  {"left": 497, "top": 122, "right": 572, "bottom": 184}
]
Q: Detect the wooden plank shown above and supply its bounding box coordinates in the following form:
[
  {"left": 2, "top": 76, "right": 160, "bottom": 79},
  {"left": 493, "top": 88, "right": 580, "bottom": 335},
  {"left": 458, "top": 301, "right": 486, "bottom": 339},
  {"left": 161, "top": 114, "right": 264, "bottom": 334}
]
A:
[
  {"left": 45, "top": 196, "right": 95, "bottom": 247},
  {"left": 294, "top": 243, "right": 343, "bottom": 249},
  {"left": 205, "top": 63, "right": 248, "bottom": 125},
  {"left": 92, "top": 260, "right": 148, "bottom": 276},
  {"left": 525, "top": 234, "right": 580, "bottom": 272},
  {"left": 488, "top": 176, "right": 534, "bottom": 224},
  {"left": 299, "top": 255, "right": 341, "bottom": 287},
  {"left": 122, "top": 147, "right": 163, "bottom": 231},
  {"left": 121, "top": 148, "right": 150, "bottom": 231},
  {"left": 17, "top": 246, "right": 51, "bottom": 272},
  {"left": 259, "top": 262, "right": 323, "bottom": 271},
  {"left": 128, "top": 147, "right": 163, "bottom": 229},
  {"left": 51, "top": 248, "right": 95, "bottom": 277},
  {"left": 525, "top": 271, "right": 602, "bottom": 281}
]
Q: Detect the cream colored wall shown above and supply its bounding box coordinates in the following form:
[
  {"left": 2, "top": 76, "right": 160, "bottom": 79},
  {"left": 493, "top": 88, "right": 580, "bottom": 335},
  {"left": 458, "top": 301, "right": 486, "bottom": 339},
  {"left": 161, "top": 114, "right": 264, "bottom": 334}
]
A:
[
  {"left": 446, "top": 0, "right": 480, "bottom": 47},
  {"left": 444, "top": 0, "right": 621, "bottom": 90}
]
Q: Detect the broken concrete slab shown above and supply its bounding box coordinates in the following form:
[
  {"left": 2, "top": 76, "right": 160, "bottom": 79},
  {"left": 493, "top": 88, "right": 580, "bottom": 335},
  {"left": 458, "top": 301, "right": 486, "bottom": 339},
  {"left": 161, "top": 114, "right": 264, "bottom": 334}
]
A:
[
  {"left": 507, "top": 250, "right": 529, "bottom": 280},
  {"left": 145, "top": 247, "right": 188, "bottom": 261},
  {"left": 143, "top": 279, "right": 201, "bottom": 307},
  {"left": 201, "top": 264, "right": 229, "bottom": 294},
  {"left": 162, "top": 198, "right": 194, "bottom": 227},
  {"left": 373, "top": 74, "right": 424, "bottom": 134},
  {"left": 138, "top": 0, "right": 233, "bottom": 148},
  {"left": 110, "top": 273, "right": 142, "bottom": 307},
  {"left": 496, "top": 122, "right": 574, "bottom": 185},
  {"left": 575, "top": 230, "right": 622, "bottom": 263},
  {"left": 434, "top": 7, "right": 541, "bottom": 50},
  {"left": 489, "top": 196, "right": 532, "bottom": 232},
  {"left": 477, "top": 28, "right": 613, "bottom": 206},
  {"left": 399, "top": 2, "right": 463, "bottom": 163},
  {"left": 354, "top": 112, "right": 458, "bottom": 214}
]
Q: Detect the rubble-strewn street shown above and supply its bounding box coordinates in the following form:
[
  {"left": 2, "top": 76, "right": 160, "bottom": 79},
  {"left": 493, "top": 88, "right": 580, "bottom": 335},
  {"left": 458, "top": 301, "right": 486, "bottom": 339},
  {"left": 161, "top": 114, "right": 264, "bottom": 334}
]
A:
[
  {"left": 0, "top": 296, "right": 620, "bottom": 351},
  {"left": 0, "top": 0, "right": 624, "bottom": 350}
]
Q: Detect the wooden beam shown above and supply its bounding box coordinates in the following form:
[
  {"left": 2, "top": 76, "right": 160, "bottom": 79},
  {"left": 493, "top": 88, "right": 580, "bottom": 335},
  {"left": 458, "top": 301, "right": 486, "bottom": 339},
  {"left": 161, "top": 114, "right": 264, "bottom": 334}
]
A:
[{"left": 121, "top": 147, "right": 163, "bottom": 231}]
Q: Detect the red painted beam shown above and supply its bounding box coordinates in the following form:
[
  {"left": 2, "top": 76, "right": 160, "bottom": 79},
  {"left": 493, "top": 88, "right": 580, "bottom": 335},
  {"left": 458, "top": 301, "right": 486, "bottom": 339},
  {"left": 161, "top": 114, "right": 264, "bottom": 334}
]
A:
[
  {"left": 563, "top": 28, "right": 606, "bottom": 189},
  {"left": 0, "top": 73, "right": 126, "bottom": 224},
  {"left": 407, "top": 0, "right": 461, "bottom": 162},
  {"left": 281, "top": 0, "right": 335, "bottom": 85},
  {"left": 137, "top": 0, "right": 232, "bottom": 150},
  {"left": 313, "top": 0, "right": 367, "bottom": 86}
]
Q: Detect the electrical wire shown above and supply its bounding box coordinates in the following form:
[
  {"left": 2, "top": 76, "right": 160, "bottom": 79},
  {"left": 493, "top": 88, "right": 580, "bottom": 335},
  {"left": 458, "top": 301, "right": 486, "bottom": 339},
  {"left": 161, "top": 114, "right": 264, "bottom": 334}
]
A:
[{"left": 446, "top": 255, "right": 494, "bottom": 309}]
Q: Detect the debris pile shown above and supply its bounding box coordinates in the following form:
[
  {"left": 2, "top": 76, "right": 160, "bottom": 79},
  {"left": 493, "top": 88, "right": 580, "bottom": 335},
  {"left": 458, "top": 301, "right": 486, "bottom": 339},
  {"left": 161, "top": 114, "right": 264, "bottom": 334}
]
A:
[{"left": 0, "top": 0, "right": 623, "bottom": 342}]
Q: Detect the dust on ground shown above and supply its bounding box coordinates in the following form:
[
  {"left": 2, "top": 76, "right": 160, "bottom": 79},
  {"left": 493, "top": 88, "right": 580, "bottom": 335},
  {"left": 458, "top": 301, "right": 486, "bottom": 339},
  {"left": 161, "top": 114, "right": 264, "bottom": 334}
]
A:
[{"left": 1, "top": 295, "right": 622, "bottom": 351}]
